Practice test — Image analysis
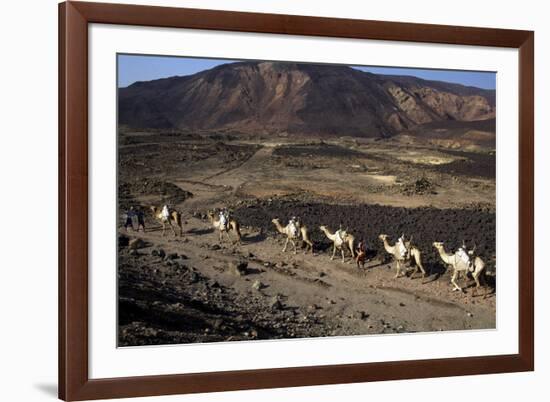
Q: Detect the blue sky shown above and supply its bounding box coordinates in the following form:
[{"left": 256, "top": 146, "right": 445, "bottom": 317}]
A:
[{"left": 118, "top": 54, "right": 496, "bottom": 90}]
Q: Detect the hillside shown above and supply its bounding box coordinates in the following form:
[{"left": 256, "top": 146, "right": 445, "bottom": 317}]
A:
[{"left": 119, "top": 61, "right": 495, "bottom": 138}]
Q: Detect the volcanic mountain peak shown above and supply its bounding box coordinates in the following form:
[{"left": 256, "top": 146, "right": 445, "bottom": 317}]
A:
[{"left": 119, "top": 61, "right": 495, "bottom": 138}]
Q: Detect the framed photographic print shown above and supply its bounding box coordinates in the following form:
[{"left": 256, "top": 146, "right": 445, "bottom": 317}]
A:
[{"left": 59, "top": 1, "right": 534, "bottom": 400}]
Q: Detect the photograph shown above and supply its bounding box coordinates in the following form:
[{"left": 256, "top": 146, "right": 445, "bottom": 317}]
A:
[
  {"left": 1, "top": 0, "right": 543, "bottom": 401},
  {"left": 116, "top": 54, "right": 497, "bottom": 347}
]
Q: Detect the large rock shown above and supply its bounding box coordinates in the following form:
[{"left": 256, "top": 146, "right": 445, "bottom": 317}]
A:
[
  {"left": 128, "top": 238, "right": 145, "bottom": 250},
  {"left": 118, "top": 235, "right": 130, "bottom": 248},
  {"left": 251, "top": 280, "right": 264, "bottom": 291},
  {"left": 269, "top": 296, "right": 283, "bottom": 311},
  {"left": 229, "top": 261, "right": 248, "bottom": 276}
]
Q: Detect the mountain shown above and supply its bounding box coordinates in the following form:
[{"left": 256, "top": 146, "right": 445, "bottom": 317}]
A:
[{"left": 118, "top": 61, "right": 495, "bottom": 138}]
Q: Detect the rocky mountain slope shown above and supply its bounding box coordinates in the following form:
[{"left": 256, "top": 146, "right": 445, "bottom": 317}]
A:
[{"left": 119, "top": 61, "right": 495, "bottom": 138}]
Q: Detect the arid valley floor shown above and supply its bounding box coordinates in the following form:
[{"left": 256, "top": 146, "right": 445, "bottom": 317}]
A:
[{"left": 118, "top": 129, "right": 496, "bottom": 346}]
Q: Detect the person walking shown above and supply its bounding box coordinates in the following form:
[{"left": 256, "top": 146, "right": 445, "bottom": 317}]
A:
[
  {"left": 136, "top": 207, "right": 145, "bottom": 232},
  {"left": 124, "top": 206, "right": 136, "bottom": 232}
]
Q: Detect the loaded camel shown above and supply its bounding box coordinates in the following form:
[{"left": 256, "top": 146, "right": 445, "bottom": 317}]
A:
[
  {"left": 150, "top": 205, "right": 183, "bottom": 237},
  {"left": 432, "top": 242, "right": 487, "bottom": 296},
  {"left": 319, "top": 226, "right": 355, "bottom": 263},
  {"left": 207, "top": 211, "right": 242, "bottom": 244},
  {"left": 271, "top": 218, "right": 314, "bottom": 254},
  {"left": 378, "top": 234, "right": 426, "bottom": 279}
]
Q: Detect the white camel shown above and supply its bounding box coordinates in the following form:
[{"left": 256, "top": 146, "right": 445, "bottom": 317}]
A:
[
  {"left": 433, "top": 242, "right": 487, "bottom": 296},
  {"left": 378, "top": 234, "right": 426, "bottom": 279},
  {"left": 271, "top": 218, "right": 314, "bottom": 254},
  {"left": 319, "top": 225, "right": 355, "bottom": 263}
]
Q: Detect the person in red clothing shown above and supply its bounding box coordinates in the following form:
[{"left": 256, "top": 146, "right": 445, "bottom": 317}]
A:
[{"left": 355, "top": 239, "right": 367, "bottom": 269}]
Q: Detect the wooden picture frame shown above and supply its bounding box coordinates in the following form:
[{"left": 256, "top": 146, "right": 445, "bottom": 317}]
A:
[{"left": 59, "top": 1, "right": 534, "bottom": 400}]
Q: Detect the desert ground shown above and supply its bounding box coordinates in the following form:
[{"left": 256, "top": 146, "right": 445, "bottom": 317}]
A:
[{"left": 118, "top": 128, "right": 496, "bottom": 346}]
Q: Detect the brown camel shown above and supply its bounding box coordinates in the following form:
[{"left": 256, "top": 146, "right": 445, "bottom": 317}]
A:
[
  {"left": 207, "top": 211, "right": 242, "bottom": 244},
  {"left": 150, "top": 206, "right": 183, "bottom": 237}
]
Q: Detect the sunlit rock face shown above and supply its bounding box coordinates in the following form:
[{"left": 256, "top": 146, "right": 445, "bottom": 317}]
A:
[{"left": 119, "top": 61, "right": 495, "bottom": 139}]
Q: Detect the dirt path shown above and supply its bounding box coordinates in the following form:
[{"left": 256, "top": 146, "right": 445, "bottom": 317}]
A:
[
  {"left": 119, "top": 213, "right": 495, "bottom": 345},
  {"left": 202, "top": 145, "right": 273, "bottom": 181},
  {"left": 118, "top": 135, "right": 496, "bottom": 346},
  {"left": 170, "top": 146, "right": 273, "bottom": 211}
]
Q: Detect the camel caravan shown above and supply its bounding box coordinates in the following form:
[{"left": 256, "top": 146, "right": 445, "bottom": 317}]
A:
[{"left": 122, "top": 204, "right": 490, "bottom": 297}]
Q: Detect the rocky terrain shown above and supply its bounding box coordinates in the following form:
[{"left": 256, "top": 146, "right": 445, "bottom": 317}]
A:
[
  {"left": 119, "top": 61, "right": 495, "bottom": 140},
  {"left": 117, "top": 61, "right": 496, "bottom": 346},
  {"left": 117, "top": 131, "right": 496, "bottom": 347},
  {"left": 118, "top": 200, "right": 495, "bottom": 347}
]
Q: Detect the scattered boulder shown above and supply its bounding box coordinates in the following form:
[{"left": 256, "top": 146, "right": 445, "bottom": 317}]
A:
[
  {"left": 128, "top": 238, "right": 146, "bottom": 250},
  {"left": 188, "top": 272, "right": 199, "bottom": 283},
  {"left": 402, "top": 177, "right": 437, "bottom": 196},
  {"left": 118, "top": 234, "right": 130, "bottom": 247},
  {"left": 307, "top": 304, "right": 320, "bottom": 312},
  {"left": 230, "top": 261, "right": 248, "bottom": 276},
  {"left": 355, "top": 311, "right": 369, "bottom": 320},
  {"left": 270, "top": 296, "right": 283, "bottom": 311},
  {"left": 251, "top": 280, "right": 264, "bottom": 290},
  {"left": 119, "top": 179, "right": 192, "bottom": 205}
]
